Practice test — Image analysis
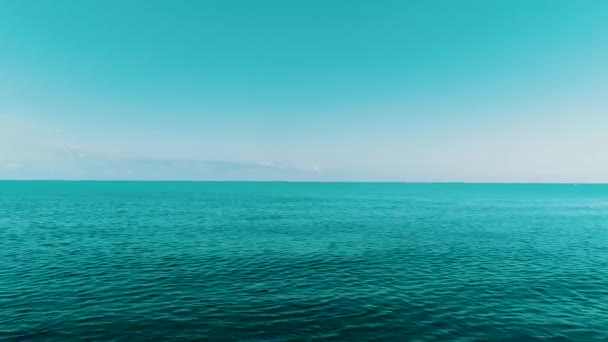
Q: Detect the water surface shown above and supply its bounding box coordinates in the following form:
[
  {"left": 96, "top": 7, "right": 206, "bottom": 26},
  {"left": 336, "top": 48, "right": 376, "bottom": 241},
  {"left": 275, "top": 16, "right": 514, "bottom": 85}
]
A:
[{"left": 1, "top": 182, "right": 607, "bottom": 341}]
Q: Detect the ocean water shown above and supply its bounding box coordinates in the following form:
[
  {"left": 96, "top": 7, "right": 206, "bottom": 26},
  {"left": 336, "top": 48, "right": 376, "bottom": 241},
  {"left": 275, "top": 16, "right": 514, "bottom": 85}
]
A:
[{"left": 1, "top": 181, "right": 607, "bottom": 341}]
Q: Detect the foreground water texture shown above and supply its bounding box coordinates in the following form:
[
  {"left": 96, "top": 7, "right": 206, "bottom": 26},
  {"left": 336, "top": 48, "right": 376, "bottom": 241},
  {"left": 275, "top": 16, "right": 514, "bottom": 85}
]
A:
[{"left": 1, "top": 182, "right": 607, "bottom": 341}]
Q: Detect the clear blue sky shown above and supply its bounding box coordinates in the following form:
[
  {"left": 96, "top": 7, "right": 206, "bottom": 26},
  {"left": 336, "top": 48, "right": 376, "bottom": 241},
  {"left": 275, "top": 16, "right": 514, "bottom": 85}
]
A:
[{"left": 1, "top": 0, "right": 607, "bottom": 181}]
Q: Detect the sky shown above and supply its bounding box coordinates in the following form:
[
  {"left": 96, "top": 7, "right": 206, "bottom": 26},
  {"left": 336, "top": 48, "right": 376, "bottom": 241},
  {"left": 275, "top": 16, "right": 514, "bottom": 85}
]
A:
[{"left": 1, "top": 0, "right": 607, "bottom": 182}]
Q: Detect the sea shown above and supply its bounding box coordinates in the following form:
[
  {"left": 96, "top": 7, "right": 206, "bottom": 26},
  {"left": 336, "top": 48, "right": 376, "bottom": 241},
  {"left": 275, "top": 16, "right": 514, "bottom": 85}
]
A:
[{"left": 1, "top": 181, "right": 607, "bottom": 341}]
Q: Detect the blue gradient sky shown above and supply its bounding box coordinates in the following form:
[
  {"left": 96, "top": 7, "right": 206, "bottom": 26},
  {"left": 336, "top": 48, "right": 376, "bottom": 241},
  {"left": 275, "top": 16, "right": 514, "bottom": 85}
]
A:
[{"left": 1, "top": 0, "right": 607, "bottom": 181}]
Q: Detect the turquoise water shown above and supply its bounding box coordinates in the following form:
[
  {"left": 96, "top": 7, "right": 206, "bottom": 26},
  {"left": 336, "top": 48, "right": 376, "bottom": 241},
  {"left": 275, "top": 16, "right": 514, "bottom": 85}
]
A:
[{"left": 1, "top": 181, "right": 607, "bottom": 341}]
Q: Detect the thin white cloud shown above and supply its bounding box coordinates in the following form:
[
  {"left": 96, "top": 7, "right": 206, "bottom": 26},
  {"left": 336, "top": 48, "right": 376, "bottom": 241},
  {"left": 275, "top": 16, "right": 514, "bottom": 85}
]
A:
[{"left": 0, "top": 162, "right": 21, "bottom": 169}]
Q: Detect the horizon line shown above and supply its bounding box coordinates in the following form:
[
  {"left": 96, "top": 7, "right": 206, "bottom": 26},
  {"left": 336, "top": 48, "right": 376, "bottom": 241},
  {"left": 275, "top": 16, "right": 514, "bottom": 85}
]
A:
[{"left": 0, "top": 179, "right": 606, "bottom": 185}]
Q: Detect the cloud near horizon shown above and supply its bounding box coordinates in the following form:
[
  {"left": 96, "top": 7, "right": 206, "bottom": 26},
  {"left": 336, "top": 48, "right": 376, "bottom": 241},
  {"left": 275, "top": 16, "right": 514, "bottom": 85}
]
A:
[{"left": 0, "top": 147, "right": 338, "bottom": 181}]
